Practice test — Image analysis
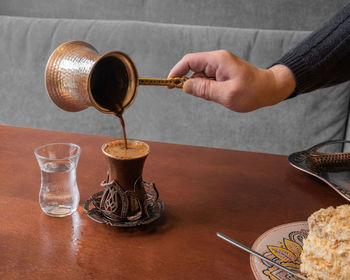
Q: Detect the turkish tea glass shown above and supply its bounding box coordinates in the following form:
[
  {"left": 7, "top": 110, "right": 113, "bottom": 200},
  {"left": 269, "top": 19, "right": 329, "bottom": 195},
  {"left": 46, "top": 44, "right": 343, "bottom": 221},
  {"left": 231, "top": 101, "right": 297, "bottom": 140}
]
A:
[{"left": 34, "top": 143, "right": 81, "bottom": 217}]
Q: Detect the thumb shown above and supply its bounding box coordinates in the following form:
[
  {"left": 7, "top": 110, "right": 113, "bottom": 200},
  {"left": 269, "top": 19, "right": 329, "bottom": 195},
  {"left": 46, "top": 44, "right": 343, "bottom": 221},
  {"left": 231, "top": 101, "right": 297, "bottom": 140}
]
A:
[{"left": 183, "top": 78, "right": 226, "bottom": 102}]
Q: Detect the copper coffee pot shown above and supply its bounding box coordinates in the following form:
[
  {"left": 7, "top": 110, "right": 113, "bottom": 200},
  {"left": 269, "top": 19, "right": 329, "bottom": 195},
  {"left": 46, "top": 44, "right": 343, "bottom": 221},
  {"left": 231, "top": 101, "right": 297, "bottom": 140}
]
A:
[{"left": 45, "top": 41, "right": 188, "bottom": 115}]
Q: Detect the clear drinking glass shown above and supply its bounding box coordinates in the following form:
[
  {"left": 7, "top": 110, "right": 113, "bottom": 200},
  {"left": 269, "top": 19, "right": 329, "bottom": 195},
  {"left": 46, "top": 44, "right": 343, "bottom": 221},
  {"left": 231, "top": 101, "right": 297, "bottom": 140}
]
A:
[{"left": 34, "top": 143, "right": 81, "bottom": 217}]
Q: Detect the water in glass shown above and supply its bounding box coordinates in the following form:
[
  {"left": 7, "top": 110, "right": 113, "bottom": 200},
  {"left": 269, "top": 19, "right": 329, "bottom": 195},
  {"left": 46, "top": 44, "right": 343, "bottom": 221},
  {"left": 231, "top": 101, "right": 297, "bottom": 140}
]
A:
[
  {"left": 34, "top": 143, "right": 81, "bottom": 217},
  {"left": 40, "top": 161, "right": 79, "bottom": 217}
]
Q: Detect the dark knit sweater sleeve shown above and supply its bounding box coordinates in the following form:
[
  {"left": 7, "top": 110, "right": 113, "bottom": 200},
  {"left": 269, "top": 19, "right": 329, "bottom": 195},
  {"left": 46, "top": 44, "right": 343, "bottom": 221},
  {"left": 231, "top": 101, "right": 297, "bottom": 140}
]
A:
[{"left": 273, "top": 3, "right": 350, "bottom": 98}]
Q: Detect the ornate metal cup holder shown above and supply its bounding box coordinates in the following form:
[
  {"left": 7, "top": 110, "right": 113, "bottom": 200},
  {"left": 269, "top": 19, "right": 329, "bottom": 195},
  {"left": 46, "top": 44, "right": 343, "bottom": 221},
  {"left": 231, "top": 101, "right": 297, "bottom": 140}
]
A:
[
  {"left": 84, "top": 176, "right": 164, "bottom": 227},
  {"left": 288, "top": 140, "right": 350, "bottom": 202}
]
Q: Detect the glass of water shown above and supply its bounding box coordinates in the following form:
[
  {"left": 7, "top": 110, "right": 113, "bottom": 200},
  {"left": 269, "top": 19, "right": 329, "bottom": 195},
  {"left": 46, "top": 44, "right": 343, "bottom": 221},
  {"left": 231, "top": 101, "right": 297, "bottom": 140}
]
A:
[{"left": 34, "top": 143, "right": 81, "bottom": 217}]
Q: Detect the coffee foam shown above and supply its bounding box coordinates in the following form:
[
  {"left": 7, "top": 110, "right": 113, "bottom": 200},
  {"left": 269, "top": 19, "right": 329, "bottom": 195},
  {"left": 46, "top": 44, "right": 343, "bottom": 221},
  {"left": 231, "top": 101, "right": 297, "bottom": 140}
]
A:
[{"left": 103, "top": 140, "right": 149, "bottom": 160}]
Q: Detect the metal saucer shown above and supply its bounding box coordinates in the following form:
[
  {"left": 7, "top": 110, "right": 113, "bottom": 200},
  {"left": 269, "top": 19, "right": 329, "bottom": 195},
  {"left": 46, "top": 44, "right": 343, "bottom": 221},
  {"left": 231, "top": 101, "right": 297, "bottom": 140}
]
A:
[
  {"left": 288, "top": 140, "right": 350, "bottom": 202},
  {"left": 84, "top": 180, "right": 164, "bottom": 227},
  {"left": 84, "top": 194, "right": 164, "bottom": 227}
]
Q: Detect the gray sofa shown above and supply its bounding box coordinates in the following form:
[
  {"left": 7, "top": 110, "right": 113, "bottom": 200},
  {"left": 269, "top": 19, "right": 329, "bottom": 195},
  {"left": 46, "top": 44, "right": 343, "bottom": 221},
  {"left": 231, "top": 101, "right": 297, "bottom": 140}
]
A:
[{"left": 1, "top": 0, "right": 350, "bottom": 155}]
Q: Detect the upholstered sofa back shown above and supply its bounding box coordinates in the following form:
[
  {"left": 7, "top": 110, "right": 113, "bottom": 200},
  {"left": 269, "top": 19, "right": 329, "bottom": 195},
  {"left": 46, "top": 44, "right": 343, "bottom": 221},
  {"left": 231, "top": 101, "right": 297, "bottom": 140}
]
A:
[
  {"left": 0, "top": 0, "right": 349, "bottom": 30},
  {"left": 0, "top": 1, "right": 349, "bottom": 155}
]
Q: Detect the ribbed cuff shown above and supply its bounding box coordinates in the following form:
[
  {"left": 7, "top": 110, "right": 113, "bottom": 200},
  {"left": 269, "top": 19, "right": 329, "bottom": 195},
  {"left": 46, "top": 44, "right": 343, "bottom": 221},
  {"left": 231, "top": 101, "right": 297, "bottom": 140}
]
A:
[{"left": 272, "top": 51, "right": 313, "bottom": 99}]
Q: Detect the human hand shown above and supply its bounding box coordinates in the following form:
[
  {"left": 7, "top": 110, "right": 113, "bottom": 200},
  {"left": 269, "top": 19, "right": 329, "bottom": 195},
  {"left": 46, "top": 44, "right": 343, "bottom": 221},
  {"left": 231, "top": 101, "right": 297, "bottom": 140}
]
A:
[{"left": 168, "top": 50, "right": 296, "bottom": 112}]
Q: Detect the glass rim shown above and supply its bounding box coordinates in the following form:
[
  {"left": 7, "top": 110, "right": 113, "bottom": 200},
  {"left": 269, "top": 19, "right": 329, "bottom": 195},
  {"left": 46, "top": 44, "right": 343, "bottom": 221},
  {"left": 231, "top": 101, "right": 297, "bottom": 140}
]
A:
[{"left": 34, "top": 142, "right": 81, "bottom": 161}]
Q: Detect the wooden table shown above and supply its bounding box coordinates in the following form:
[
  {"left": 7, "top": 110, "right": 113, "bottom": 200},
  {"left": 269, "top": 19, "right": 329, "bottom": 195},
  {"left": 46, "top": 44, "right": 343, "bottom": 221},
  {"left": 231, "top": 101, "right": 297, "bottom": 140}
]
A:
[{"left": 0, "top": 125, "right": 345, "bottom": 279}]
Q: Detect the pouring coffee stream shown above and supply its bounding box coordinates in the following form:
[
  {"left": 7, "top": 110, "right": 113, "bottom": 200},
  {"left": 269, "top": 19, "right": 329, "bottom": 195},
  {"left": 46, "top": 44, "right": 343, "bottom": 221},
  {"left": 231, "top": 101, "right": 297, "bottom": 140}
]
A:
[{"left": 45, "top": 41, "right": 213, "bottom": 149}]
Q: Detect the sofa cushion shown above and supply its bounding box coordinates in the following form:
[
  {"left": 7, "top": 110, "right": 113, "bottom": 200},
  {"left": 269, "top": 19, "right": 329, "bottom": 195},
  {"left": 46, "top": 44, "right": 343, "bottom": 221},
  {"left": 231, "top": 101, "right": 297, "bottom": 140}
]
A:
[
  {"left": 0, "top": 0, "right": 349, "bottom": 31},
  {"left": 0, "top": 15, "right": 349, "bottom": 154}
]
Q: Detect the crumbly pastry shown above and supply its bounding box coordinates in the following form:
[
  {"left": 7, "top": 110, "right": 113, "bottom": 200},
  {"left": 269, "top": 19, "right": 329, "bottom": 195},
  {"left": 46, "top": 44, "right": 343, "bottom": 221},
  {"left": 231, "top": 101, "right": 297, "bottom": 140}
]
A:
[{"left": 300, "top": 204, "right": 350, "bottom": 280}]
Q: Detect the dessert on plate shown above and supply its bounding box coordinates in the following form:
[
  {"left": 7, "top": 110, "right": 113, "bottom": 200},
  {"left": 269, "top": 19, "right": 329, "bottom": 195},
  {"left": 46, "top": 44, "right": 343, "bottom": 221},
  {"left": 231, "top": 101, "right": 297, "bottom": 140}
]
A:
[{"left": 300, "top": 204, "right": 350, "bottom": 280}]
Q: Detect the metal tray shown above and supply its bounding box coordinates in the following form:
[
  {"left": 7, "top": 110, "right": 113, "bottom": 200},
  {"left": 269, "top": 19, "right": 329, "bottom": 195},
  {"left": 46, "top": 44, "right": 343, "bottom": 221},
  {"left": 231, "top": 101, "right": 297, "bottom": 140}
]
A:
[{"left": 288, "top": 140, "right": 350, "bottom": 202}]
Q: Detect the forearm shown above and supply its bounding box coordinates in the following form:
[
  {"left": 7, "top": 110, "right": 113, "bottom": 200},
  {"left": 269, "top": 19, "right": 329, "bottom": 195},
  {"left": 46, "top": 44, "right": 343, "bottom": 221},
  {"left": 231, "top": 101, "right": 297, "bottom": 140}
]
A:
[{"left": 274, "top": 3, "right": 350, "bottom": 97}]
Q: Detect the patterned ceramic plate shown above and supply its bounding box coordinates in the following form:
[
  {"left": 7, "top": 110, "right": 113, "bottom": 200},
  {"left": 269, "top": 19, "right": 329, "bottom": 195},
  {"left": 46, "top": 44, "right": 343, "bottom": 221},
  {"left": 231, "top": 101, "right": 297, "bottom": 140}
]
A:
[{"left": 250, "top": 222, "right": 309, "bottom": 280}]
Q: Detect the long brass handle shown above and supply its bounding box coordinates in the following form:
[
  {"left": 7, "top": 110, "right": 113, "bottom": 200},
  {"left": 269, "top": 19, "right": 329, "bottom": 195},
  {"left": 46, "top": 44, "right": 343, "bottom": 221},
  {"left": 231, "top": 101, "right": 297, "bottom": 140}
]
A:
[{"left": 138, "top": 77, "right": 189, "bottom": 88}]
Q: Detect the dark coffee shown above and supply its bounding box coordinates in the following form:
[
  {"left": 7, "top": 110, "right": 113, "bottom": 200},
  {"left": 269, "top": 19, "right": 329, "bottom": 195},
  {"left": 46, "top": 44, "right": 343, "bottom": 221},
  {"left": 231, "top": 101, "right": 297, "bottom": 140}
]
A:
[
  {"left": 90, "top": 56, "right": 130, "bottom": 149},
  {"left": 90, "top": 56, "right": 129, "bottom": 114},
  {"left": 118, "top": 115, "right": 128, "bottom": 149}
]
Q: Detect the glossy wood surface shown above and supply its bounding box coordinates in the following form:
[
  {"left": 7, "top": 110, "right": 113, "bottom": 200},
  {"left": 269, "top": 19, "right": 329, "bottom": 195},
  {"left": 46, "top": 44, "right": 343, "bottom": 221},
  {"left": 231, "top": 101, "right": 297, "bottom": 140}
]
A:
[{"left": 0, "top": 125, "right": 345, "bottom": 279}]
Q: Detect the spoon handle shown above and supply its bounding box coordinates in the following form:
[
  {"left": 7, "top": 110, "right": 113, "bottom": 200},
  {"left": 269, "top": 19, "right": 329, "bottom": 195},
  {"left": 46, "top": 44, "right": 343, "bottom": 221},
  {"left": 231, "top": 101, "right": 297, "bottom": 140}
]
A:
[{"left": 216, "top": 232, "right": 308, "bottom": 280}]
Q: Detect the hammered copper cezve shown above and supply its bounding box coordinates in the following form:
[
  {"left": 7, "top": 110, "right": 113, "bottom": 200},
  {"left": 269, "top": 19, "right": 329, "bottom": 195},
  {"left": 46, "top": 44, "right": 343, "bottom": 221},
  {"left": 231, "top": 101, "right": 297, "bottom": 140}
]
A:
[{"left": 45, "top": 41, "right": 188, "bottom": 115}]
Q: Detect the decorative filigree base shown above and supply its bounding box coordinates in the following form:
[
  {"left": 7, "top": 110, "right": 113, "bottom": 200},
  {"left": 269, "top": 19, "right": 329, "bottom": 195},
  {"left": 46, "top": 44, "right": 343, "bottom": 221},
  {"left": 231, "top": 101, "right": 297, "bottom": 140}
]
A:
[{"left": 84, "top": 177, "right": 164, "bottom": 227}]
